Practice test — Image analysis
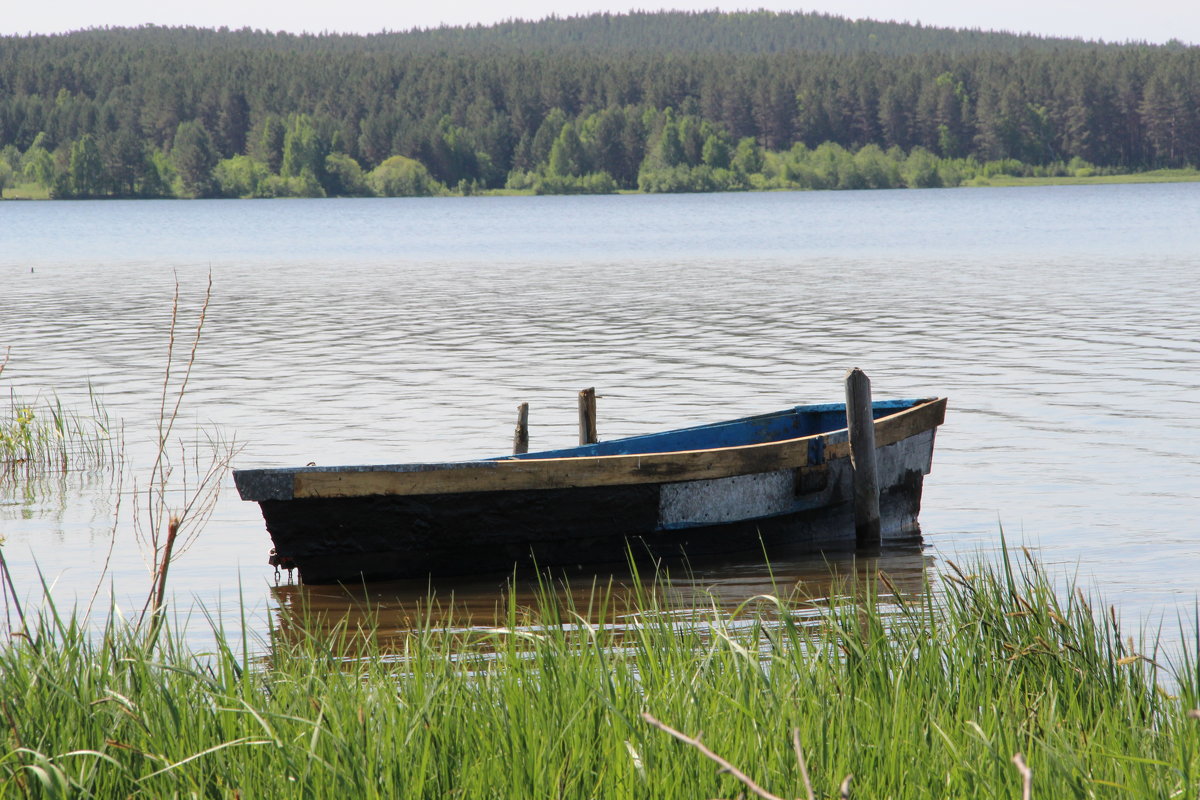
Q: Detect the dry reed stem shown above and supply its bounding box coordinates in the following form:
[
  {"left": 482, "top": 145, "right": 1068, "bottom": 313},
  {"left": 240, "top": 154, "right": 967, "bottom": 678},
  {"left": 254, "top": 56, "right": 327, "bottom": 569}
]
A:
[
  {"left": 144, "top": 272, "right": 212, "bottom": 560},
  {"left": 945, "top": 559, "right": 973, "bottom": 583},
  {"left": 146, "top": 515, "right": 180, "bottom": 643},
  {"left": 792, "top": 728, "right": 815, "bottom": 800},
  {"left": 642, "top": 712, "right": 790, "bottom": 800},
  {"left": 876, "top": 569, "right": 913, "bottom": 616},
  {"left": 1012, "top": 753, "right": 1032, "bottom": 800},
  {"left": 133, "top": 273, "right": 239, "bottom": 633}
]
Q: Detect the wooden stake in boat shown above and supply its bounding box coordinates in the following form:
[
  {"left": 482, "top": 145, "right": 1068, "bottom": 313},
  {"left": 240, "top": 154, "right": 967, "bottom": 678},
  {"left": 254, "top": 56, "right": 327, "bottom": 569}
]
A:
[
  {"left": 513, "top": 402, "right": 529, "bottom": 455},
  {"left": 579, "top": 387, "right": 598, "bottom": 445},
  {"left": 845, "top": 368, "right": 881, "bottom": 545}
]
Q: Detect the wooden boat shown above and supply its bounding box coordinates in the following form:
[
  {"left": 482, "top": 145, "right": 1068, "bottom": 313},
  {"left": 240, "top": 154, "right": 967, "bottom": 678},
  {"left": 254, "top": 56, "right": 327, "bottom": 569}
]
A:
[{"left": 234, "top": 394, "right": 945, "bottom": 584}]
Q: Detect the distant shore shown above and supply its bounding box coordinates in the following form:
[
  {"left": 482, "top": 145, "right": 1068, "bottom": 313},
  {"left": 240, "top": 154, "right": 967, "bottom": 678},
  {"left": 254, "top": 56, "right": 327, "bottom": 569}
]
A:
[{"left": 6, "top": 168, "right": 1198, "bottom": 201}]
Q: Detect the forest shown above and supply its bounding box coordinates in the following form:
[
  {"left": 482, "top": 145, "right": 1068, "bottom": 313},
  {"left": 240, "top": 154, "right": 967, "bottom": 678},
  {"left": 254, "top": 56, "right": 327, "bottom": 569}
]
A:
[{"left": 0, "top": 11, "right": 1197, "bottom": 198}]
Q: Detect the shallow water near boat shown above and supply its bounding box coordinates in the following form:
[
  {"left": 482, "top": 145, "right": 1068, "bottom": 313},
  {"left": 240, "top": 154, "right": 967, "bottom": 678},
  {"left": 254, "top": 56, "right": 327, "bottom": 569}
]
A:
[{"left": 1, "top": 184, "right": 1198, "bottom": 647}]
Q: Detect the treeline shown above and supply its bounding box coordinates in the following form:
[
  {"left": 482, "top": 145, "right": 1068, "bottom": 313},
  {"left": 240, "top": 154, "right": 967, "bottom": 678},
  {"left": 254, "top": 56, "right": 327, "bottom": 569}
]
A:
[
  {"left": 3, "top": 11, "right": 1127, "bottom": 59},
  {"left": 0, "top": 106, "right": 1121, "bottom": 199},
  {"left": 0, "top": 14, "right": 1197, "bottom": 198}
]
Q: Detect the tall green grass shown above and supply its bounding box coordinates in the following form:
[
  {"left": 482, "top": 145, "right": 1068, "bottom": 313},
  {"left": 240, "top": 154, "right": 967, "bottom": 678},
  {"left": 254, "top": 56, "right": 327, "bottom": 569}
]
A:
[{"left": 1, "top": 551, "right": 1198, "bottom": 799}]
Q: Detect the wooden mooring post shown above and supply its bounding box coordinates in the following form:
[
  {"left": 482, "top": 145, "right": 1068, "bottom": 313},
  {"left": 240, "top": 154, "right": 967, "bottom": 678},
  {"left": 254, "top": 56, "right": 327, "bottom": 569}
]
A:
[
  {"left": 845, "top": 368, "right": 881, "bottom": 545},
  {"left": 578, "top": 387, "right": 598, "bottom": 445},
  {"left": 513, "top": 402, "right": 529, "bottom": 455}
]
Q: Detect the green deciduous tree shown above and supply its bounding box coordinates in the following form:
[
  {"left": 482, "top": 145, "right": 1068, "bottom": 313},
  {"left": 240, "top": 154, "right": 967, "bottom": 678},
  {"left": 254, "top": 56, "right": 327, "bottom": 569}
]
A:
[
  {"left": 281, "top": 114, "right": 326, "bottom": 180},
  {"left": 650, "top": 111, "right": 686, "bottom": 168},
  {"left": 854, "top": 143, "right": 901, "bottom": 188},
  {"left": 731, "top": 136, "right": 763, "bottom": 175},
  {"left": 0, "top": 144, "right": 20, "bottom": 172},
  {"left": 901, "top": 146, "right": 942, "bottom": 188},
  {"left": 579, "top": 108, "right": 627, "bottom": 185},
  {"left": 530, "top": 109, "right": 569, "bottom": 167},
  {"left": 701, "top": 130, "right": 732, "bottom": 168},
  {"left": 323, "top": 152, "right": 369, "bottom": 196},
  {"left": 213, "top": 155, "right": 271, "bottom": 197},
  {"left": 21, "top": 139, "right": 56, "bottom": 189},
  {"left": 547, "top": 122, "right": 586, "bottom": 177},
  {"left": 533, "top": 171, "right": 618, "bottom": 195},
  {"left": 366, "top": 155, "right": 446, "bottom": 197},
  {"left": 68, "top": 134, "right": 104, "bottom": 197}
]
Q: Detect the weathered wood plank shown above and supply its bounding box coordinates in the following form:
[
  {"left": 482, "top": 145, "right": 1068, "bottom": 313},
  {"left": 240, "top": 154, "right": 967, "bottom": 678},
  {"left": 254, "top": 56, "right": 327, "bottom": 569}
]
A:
[
  {"left": 293, "top": 437, "right": 814, "bottom": 498},
  {"left": 513, "top": 402, "right": 529, "bottom": 455},
  {"left": 876, "top": 396, "right": 946, "bottom": 447},
  {"left": 824, "top": 397, "right": 946, "bottom": 459},
  {"left": 579, "top": 387, "right": 598, "bottom": 445}
]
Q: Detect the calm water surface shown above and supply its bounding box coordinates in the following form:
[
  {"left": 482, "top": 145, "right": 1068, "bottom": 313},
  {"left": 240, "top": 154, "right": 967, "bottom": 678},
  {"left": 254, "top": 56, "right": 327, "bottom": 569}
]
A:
[{"left": 2, "top": 185, "right": 1198, "bottom": 645}]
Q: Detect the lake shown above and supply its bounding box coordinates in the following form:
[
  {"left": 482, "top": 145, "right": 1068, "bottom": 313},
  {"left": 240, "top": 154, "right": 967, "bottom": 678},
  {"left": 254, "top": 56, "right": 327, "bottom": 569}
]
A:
[{"left": 2, "top": 185, "right": 1198, "bottom": 646}]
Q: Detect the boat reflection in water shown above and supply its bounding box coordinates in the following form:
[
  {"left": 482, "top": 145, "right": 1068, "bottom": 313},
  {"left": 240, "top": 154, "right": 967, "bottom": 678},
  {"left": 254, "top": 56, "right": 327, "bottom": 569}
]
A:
[{"left": 267, "top": 543, "right": 934, "bottom": 654}]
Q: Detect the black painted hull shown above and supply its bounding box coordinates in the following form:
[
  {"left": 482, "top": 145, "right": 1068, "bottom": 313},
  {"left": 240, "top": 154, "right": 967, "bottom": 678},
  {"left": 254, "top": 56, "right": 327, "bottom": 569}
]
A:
[
  {"left": 253, "top": 452, "right": 929, "bottom": 584},
  {"left": 261, "top": 491, "right": 924, "bottom": 584}
]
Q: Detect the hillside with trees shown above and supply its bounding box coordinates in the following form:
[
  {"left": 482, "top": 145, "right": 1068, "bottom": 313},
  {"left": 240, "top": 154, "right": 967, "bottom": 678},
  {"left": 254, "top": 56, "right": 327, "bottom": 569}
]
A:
[{"left": 0, "top": 12, "right": 1197, "bottom": 198}]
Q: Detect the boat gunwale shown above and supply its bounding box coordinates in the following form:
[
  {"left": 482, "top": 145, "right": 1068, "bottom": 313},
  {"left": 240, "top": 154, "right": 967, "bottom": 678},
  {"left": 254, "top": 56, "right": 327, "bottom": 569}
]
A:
[
  {"left": 236, "top": 397, "right": 945, "bottom": 501},
  {"left": 502, "top": 397, "right": 926, "bottom": 461}
]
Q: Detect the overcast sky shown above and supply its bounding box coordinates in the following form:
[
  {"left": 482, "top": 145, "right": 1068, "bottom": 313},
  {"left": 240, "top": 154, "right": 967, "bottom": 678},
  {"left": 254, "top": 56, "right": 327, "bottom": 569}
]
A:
[{"left": 4, "top": 0, "right": 1196, "bottom": 45}]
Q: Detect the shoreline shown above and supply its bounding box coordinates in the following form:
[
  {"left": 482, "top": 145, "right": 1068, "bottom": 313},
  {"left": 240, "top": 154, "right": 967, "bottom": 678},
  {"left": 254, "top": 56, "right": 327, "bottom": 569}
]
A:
[{"left": 6, "top": 168, "right": 1198, "bottom": 201}]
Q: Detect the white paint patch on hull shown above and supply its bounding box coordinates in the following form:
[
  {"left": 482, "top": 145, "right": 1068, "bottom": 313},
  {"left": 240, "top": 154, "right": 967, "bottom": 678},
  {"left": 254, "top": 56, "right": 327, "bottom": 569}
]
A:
[
  {"left": 657, "top": 428, "right": 937, "bottom": 533},
  {"left": 659, "top": 469, "right": 795, "bottom": 527}
]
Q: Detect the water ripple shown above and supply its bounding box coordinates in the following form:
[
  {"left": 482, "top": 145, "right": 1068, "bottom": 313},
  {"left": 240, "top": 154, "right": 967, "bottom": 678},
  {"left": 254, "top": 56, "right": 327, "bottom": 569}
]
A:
[{"left": 1, "top": 185, "right": 1198, "bottom": 641}]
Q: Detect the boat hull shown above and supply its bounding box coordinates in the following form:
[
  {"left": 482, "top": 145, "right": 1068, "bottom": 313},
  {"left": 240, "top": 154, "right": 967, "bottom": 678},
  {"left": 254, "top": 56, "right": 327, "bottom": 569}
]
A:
[{"left": 236, "top": 399, "right": 944, "bottom": 583}]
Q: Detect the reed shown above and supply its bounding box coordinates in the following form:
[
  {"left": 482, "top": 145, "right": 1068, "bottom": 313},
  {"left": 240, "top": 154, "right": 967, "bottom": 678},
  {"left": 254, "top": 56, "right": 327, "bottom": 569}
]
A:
[
  {"left": 0, "top": 351, "right": 115, "bottom": 477},
  {"left": 1, "top": 548, "right": 1198, "bottom": 798},
  {"left": 134, "top": 274, "right": 236, "bottom": 639}
]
